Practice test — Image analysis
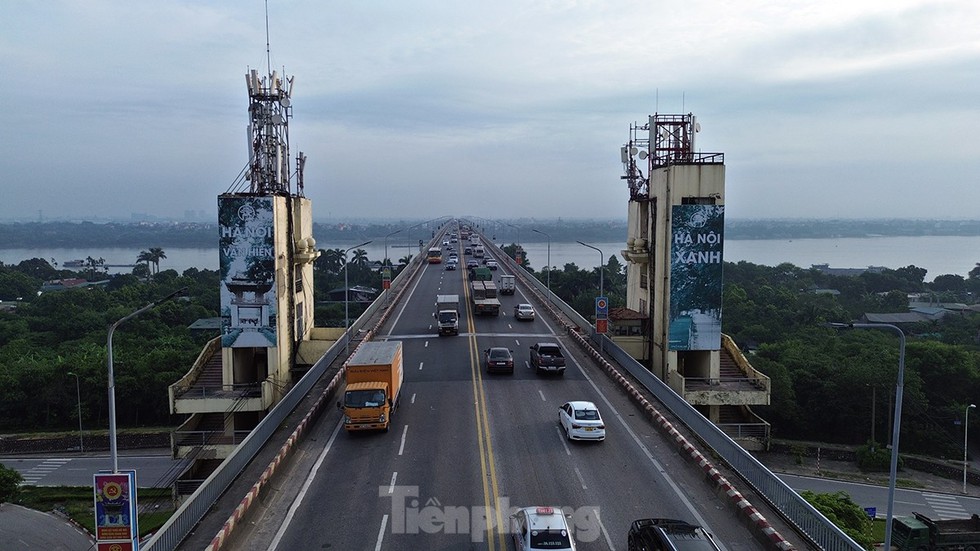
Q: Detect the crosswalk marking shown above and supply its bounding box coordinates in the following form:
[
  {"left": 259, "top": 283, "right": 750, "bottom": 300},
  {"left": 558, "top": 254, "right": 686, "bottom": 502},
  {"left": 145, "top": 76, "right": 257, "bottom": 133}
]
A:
[
  {"left": 923, "top": 492, "right": 968, "bottom": 519},
  {"left": 20, "top": 458, "right": 71, "bottom": 485}
]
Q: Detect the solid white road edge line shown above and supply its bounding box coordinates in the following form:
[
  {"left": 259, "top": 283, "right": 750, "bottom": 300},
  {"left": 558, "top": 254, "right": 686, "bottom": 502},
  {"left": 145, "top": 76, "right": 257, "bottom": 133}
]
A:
[{"left": 267, "top": 418, "right": 344, "bottom": 551}]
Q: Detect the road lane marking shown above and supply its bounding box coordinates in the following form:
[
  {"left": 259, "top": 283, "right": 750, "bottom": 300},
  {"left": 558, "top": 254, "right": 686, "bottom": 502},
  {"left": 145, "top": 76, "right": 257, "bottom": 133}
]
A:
[
  {"left": 388, "top": 472, "right": 397, "bottom": 494},
  {"left": 538, "top": 390, "right": 546, "bottom": 401},
  {"left": 593, "top": 507, "right": 616, "bottom": 551},
  {"left": 425, "top": 340, "right": 429, "bottom": 347},
  {"left": 385, "top": 263, "right": 429, "bottom": 336},
  {"left": 411, "top": 392, "right": 416, "bottom": 404},
  {"left": 267, "top": 418, "right": 344, "bottom": 551},
  {"left": 574, "top": 466, "right": 588, "bottom": 490},
  {"left": 419, "top": 362, "right": 424, "bottom": 370},
  {"left": 398, "top": 425, "right": 408, "bottom": 456},
  {"left": 375, "top": 514, "right": 388, "bottom": 551},
  {"left": 464, "top": 272, "right": 506, "bottom": 551},
  {"left": 556, "top": 426, "right": 571, "bottom": 456}
]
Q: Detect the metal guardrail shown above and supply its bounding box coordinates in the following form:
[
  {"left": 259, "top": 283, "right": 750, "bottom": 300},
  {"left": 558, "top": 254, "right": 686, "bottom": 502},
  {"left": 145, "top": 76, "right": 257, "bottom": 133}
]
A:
[
  {"left": 490, "top": 237, "right": 861, "bottom": 551},
  {"left": 175, "top": 384, "right": 262, "bottom": 399},
  {"left": 717, "top": 423, "right": 770, "bottom": 440},
  {"left": 144, "top": 246, "right": 429, "bottom": 551},
  {"left": 172, "top": 430, "right": 252, "bottom": 447}
]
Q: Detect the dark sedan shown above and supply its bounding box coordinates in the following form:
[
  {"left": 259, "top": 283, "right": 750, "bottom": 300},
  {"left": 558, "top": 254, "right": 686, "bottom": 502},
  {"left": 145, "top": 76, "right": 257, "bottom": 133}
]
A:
[{"left": 484, "top": 347, "right": 514, "bottom": 374}]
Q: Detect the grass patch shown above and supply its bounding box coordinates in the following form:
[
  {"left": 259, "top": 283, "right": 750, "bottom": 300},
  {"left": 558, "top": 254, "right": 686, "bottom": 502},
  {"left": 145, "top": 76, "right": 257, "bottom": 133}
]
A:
[
  {"left": 872, "top": 518, "right": 886, "bottom": 543},
  {"left": 14, "top": 485, "right": 175, "bottom": 536}
]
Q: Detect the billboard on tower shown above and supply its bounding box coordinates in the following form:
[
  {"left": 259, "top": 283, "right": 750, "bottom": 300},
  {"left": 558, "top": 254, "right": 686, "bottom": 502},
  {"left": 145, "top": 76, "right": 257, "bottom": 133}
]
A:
[
  {"left": 219, "top": 196, "right": 277, "bottom": 348},
  {"left": 668, "top": 204, "right": 724, "bottom": 351}
]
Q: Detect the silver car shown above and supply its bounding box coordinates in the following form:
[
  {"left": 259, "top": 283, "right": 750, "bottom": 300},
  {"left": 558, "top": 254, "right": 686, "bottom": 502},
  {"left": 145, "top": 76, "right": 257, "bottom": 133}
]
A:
[{"left": 514, "top": 303, "right": 535, "bottom": 321}]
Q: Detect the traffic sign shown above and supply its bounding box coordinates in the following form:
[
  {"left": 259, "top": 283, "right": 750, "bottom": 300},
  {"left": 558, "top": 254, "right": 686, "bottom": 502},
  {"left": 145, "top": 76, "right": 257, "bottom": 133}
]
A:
[
  {"left": 595, "top": 296, "right": 608, "bottom": 320},
  {"left": 596, "top": 319, "right": 608, "bottom": 334}
]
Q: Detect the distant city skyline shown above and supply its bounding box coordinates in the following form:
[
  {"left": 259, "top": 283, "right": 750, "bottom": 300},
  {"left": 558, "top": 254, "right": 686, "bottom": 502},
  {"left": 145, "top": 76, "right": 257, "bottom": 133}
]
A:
[{"left": 3, "top": 2, "right": 979, "bottom": 221}]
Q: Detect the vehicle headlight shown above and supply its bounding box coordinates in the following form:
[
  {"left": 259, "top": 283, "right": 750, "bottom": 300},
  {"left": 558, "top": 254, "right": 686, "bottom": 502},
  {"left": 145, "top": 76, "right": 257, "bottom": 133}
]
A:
[
  {"left": 379, "top": 414, "right": 386, "bottom": 423},
  {"left": 343, "top": 416, "right": 352, "bottom": 424}
]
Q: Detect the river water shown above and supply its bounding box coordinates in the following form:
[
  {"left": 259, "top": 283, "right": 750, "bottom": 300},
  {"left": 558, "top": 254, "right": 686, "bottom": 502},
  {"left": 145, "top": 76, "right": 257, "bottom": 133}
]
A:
[{"left": 1, "top": 235, "right": 978, "bottom": 278}]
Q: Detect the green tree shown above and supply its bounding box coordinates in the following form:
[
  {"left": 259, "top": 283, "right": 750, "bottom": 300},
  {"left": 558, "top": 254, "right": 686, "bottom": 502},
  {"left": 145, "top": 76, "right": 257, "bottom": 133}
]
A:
[
  {"left": 351, "top": 249, "right": 369, "bottom": 267},
  {"left": 147, "top": 247, "right": 167, "bottom": 275},
  {"left": 137, "top": 250, "right": 153, "bottom": 274},
  {"left": 800, "top": 490, "right": 874, "bottom": 549},
  {"left": 0, "top": 464, "right": 23, "bottom": 503},
  {"left": 0, "top": 268, "right": 40, "bottom": 301}
]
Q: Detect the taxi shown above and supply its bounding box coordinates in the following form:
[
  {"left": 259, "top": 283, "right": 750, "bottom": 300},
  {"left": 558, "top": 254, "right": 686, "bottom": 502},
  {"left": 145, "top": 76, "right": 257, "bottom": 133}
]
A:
[{"left": 512, "top": 506, "right": 576, "bottom": 551}]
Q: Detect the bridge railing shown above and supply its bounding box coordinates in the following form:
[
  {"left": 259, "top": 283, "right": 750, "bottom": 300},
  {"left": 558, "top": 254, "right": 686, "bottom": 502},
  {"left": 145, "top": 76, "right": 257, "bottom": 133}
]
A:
[
  {"left": 490, "top": 237, "right": 862, "bottom": 551},
  {"left": 143, "top": 243, "right": 431, "bottom": 551}
]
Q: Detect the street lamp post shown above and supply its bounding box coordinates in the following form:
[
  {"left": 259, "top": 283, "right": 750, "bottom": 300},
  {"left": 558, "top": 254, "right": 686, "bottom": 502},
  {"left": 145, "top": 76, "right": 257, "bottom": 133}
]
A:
[
  {"left": 507, "top": 224, "right": 521, "bottom": 263},
  {"left": 107, "top": 287, "right": 186, "bottom": 473},
  {"left": 66, "top": 371, "right": 83, "bottom": 452},
  {"left": 830, "top": 322, "right": 905, "bottom": 551},
  {"left": 344, "top": 240, "right": 373, "bottom": 356},
  {"left": 383, "top": 230, "right": 402, "bottom": 307},
  {"left": 577, "top": 240, "right": 605, "bottom": 352},
  {"left": 532, "top": 229, "right": 551, "bottom": 299},
  {"left": 966, "top": 403, "right": 976, "bottom": 493}
]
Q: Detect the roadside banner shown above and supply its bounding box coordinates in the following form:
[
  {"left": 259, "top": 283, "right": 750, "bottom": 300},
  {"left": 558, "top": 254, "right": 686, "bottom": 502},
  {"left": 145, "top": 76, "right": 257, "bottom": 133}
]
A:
[{"left": 94, "top": 470, "right": 139, "bottom": 549}]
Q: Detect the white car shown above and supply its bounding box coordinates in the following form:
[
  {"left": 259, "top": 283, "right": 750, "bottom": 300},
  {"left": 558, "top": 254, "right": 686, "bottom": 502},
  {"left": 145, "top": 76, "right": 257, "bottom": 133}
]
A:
[
  {"left": 512, "top": 506, "right": 576, "bottom": 551},
  {"left": 514, "top": 303, "right": 535, "bottom": 321},
  {"left": 559, "top": 401, "right": 605, "bottom": 441}
]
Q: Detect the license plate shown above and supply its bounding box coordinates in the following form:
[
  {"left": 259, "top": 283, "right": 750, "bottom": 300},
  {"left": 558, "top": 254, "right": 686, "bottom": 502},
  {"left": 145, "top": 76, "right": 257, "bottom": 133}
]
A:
[{"left": 585, "top": 427, "right": 594, "bottom": 431}]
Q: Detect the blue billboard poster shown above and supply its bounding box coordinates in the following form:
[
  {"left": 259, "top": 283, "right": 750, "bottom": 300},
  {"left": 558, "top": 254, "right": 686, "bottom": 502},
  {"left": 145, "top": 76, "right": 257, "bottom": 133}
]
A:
[
  {"left": 219, "top": 196, "right": 278, "bottom": 348},
  {"left": 668, "top": 205, "right": 724, "bottom": 351}
]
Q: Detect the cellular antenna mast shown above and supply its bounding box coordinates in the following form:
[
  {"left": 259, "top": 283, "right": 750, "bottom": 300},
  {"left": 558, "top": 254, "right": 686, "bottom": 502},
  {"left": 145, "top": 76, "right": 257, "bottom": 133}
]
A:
[
  {"left": 265, "top": 0, "right": 272, "bottom": 75},
  {"left": 242, "top": 0, "right": 301, "bottom": 196}
]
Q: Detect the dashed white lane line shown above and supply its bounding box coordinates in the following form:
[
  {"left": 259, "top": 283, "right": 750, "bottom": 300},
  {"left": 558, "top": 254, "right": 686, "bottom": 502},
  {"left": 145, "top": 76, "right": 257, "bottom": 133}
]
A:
[{"left": 398, "top": 425, "right": 409, "bottom": 456}]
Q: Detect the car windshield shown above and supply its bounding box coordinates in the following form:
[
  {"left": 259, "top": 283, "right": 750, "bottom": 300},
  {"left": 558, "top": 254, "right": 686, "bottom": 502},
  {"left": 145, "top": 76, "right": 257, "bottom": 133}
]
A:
[
  {"left": 345, "top": 390, "right": 386, "bottom": 408},
  {"left": 574, "top": 409, "right": 600, "bottom": 421},
  {"left": 439, "top": 312, "right": 457, "bottom": 323},
  {"left": 530, "top": 529, "right": 571, "bottom": 548},
  {"left": 490, "top": 349, "right": 510, "bottom": 360}
]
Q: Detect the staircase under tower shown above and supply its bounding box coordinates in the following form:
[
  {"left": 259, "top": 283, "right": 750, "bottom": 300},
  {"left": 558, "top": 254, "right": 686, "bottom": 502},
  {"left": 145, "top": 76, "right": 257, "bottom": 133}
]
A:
[{"left": 615, "top": 113, "right": 771, "bottom": 449}]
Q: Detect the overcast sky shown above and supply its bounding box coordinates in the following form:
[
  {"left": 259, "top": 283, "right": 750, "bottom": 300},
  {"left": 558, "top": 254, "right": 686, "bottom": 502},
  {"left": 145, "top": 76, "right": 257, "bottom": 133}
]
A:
[{"left": 2, "top": 1, "right": 978, "bottom": 222}]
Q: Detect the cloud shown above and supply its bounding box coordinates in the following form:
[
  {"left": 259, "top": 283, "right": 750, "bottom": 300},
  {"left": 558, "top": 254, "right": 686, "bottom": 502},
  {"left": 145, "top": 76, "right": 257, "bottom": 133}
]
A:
[{"left": 1, "top": 0, "right": 978, "bottom": 221}]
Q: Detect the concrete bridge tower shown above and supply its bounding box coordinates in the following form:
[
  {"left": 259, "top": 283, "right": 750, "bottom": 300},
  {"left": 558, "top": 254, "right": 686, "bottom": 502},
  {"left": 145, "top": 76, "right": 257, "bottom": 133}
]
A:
[
  {"left": 617, "top": 114, "right": 770, "bottom": 444},
  {"left": 168, "top": 68, "right": 334, "bottom": 484}
]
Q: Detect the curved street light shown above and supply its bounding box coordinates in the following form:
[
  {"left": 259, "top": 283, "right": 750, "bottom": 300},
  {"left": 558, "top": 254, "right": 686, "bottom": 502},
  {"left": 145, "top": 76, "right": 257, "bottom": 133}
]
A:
[
  {"left": 344, "top": 241, "right": 373, "bottom": 355},
  {"left": 577, "top": 240, "right": 605, "bottom": 352},
  {"left": 66, "top": 371, "right": 83, "bottom": 452},
  {"left": 829, "top": 322, "right": 905, "bottom": 551},
  {"left": 507, "top": 223, "right": 522, "bottom": 264},
  {"left": 532, "top": 229, "right": 552, "bottom": 299},
  {"left": 107, "top": 287, "right": 186, "bottom": 472},
  {"left": 383, "top": 230, "right": 402, "bottom": 307},
  {"left": 966, "top": 403, "right": 976, "bottom": 494}
]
